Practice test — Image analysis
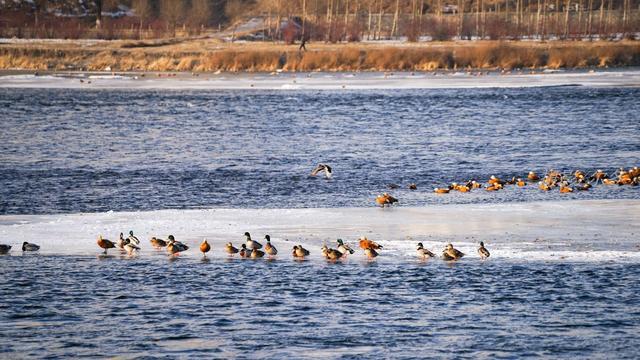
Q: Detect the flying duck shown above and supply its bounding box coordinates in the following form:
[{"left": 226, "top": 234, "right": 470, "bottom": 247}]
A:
[{"left": 310, "top": 163, "right": 333, "bottom": 179}]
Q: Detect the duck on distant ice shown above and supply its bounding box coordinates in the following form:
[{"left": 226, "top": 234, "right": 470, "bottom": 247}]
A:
[
  {"left": 0, "top": 244, "right": 11, "bottom": 255},
  {"left": 416, "top": 242, "right": 435, "bottom": 259},
  {"left": 442, "top": 243, "right": 464, "bottom": 261},
  {"left": 226, "top": 242, "right": 239, "bottom": 255},
  {"left": 97, "top": 235, "right": 116, "bottom": 254},
  {"left": 22, "top": 242, "right": 40, "bottom": 252},
  {"left": 264, "top": 235, "right": 277, "bottom": 257},
  {"left": 478, "top": 242, "right": 490, "bottom": 259},
  {"left": 336, "top": 239, "right": 354, "bottom": 255},
  {"left": 310, "top": 163, "right": 333, "bottom": 179}
]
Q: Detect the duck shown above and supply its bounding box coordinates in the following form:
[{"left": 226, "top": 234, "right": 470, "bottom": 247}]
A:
[
  {"left": 225, "top": 242, "right": 239, "bottom": 255},
  {"left": 124, "top": 242, "right": 140, "bottom": 256},
  {"left": 239, "top": 244, "right": 249, "bottom": 258},
  {"left": 486, "top": 183, "right": 502, "bottom": 191},
  {"left": 359, "top": 237, "right": 383, "bottom": 250},
  {"left": 590, "top": 169, "right": 608, "bottom": 182},
  {"left": 150, "top": 237, "right": 167, "bottom": 249},
  {"left": 336, "top": 239, "right": 354, "bottom": 255},
  {"left": 469, "top": 180, "right": 482, "bottom": 189},
  {"left": 478, "top": 241, "right": 490, "bottom": 259},
  {"left": 618, "top": 171, "right": 633, "bottom": 185},
  {"left": 244, "top": 232, "right": 262, "bottom": 250},
  {"left": 516, "top": 178, "right": 527, "bottom": 187},
  {"left": 22, "top": 242, "right": 40, "bottom": 252},
  {"left": 0, "top": 244, "right": 12, "bottom": 254},
  {"left": 527, "top": 171, "right": 540, "bottom": 181},
  {"left": 559, "top": 185, "right": 573, "bottom": 193},
  {"left": 292, "top": 245, "right": 310, "bottom": 258},
  {"left": 408, "top": 183, "right": 418, "bottom": 190},
  {"left": 364, "top": 248, "right": 379, "bottom": 259},
  {"left": 375, "top": 193, "right": 398, "bottom": 207},
  {"left": 250, "top": 248, "right": 265, "bottom": 258},
  {"left": 576, "top": 183, "right": 592, "bottom": 191},
  {"left": 127, "top": 231, "right": 140, "bottom": 245},
  {"left": 538, "top": 182, "right": 551, "bottom": 191},
  {"left": 166, "top": 236, "right": 188, "bottom": 256},
  {"left": 416, "top": 242, "right": 435, "bottom": 258},
  {"left": 434, "top": 187, "right": 450, "bottom": 194},
  {"left": 200, "top": 239, "right": 211, "bottom": 257},
  {"left": 442, "top": 243, "right": 464, "bottom": 260},
  {"left": 454, "top": 184, "right": 470, "bottom": 192},
  {"left": 310, "top": 163, "right": 333, "bottom": 179},
  {"left": 97, "top": 235, "right": 116, "bottom": 254},
  {"left": 602, "top": 178, "right": 618, "bottom": 185},
  {"left": 629, "top": 166, "right": 640, "bottom": 178},
  {"left": 505, "top": 177, "right": 517, "bottom": 185},
  {"left": 116, "top": 232, "right": 128, "bottom": 249},
  {"left": 488, "top": 175, "right": 504, "bottom": 186},
  {"left": 321, "top": 245, "right": 344, "bottom": 260},
  {"left": 387, "top": 183, "right": 400, "bottom": 189},
  {"left": 574, "top": 170, "right": 586, "bottom": 181},
  {"left": 264, "top": 235, "right": 278, "bottom": 256}
]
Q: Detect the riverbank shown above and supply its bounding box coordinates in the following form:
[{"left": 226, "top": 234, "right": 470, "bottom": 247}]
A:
[{"left": 1, "top": 39, "right": 639, "bottom": 72}]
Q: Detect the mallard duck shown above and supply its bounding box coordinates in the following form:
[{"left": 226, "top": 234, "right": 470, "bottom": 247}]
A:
[
  {"left": 166, "top": 236, "right": 188, "bottom": 256},
  {"left": 250, "top": 248, "right": 265, "bottom": 258},
  {"left": 416, "top": 242, "right": 435, "bottom": 258},
  {"left": 292, "top": 245, "right": 310, "bottom": 258},
  {"left": 150, "top": 237, "right": 167, "bottom": 249},
  {"left": 364, "top": 248, "right": 378, "bottom": 259},
  {"left": 22, "top": 242, "right": 40, "bottom": 252},
  {"left": 527, "top": 171, "right": 540, "bottom": 181},
  {"left": 244, "top": 232, "right": 262, "bottom": 250},
  {"left": 116, "top": 232, "right": 128, "bottom": 249},
  {"left": 124, "top": 242, "right": 140, "bottom": 256},
  {"left": 127, "top": 231, "right": 140, "bottom": 245},
  {"left": 336, "top": 239, "right": 354, "bottom": 255},
  {"left": 97, "top": 235, "right": 116, "bottom": 254},
  {"left": 359, "top": 237, "right": 382, "bottom": 250},
  {"left": 200, "top": 239, "right": 211, "bottom": 256},
  {"left": 310, "top": 163, "right": 333, "bottom": 179},
  {"left": 0, "top": 244, "right": 12, "bottom": 254},
  {"left": 321, "top": 245, "right": 344, "bottom": 260},
  {"left": 226, "top": 242, "right": 239, "bottom": 255},
  {"left": 264, "top": 235, "right": 278, "bottom": 256},
  {"left": 239, "top": 244, "right": 249, "bottom": 258},
  {"left": 478, "top": 241, "right": 490, "bottom": 259},
  {"left": 442, "top": 243, "right": 464, "bottom": 260}
]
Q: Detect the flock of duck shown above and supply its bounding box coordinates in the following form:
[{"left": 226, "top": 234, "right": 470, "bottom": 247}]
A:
[
  {"left": 0, "top": 231, "right": 490, "bottom": 262},
  {"left": 375, "top": 167, "right": 640, "bottom": 206}
]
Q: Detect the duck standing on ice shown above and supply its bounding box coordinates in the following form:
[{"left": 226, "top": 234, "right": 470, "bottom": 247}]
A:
[
  {"left": 442, "top": 243, "right": 464, "bottom": 261},
  {"left": 245, "top": 232, "right": 262, "bottom": 250},
  {"left": 22, "top": 242, "right": 40, "bottom": 252},
  {"left": 97, "top": 235, "right": 116, "bottom": 254},
  {"left": 264, "top": 235, "right": 278, "bottom": 257},
  {"left": 0, "top": 244, "right": 11, "bottom": 255}
]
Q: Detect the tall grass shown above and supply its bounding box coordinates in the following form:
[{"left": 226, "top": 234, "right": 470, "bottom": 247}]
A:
[{"left": 1, "top": 42, "right": 639, "bottom": 72}]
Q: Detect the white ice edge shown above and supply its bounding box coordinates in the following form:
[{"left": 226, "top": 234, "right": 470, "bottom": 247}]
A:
[
  {"left": 1, "top": 199, "right": 639, "bottom": 262},
  {"left": 1, "top": 70, "right": 640, "bottom": 89}
]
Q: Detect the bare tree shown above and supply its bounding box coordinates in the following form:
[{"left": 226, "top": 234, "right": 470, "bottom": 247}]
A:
[
  {"left": 132, "top": 0, "right": 153, "bottom": 35},
  {"left": 189, "top": 0, "right": 213, "bottom": 30},
  {"left": 160, "top": 0, "right": 185, "bottom": 37}
]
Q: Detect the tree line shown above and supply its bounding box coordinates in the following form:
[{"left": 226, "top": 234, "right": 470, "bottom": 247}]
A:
[{"left": 0, "top": 0, "right": 637, "bottom": 40}]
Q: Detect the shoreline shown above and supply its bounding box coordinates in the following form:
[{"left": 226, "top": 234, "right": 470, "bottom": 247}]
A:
[
  {"left": 2, "top": 67, "right": 640, "bottom": 89},
  {"left": 1, "top": 40, "right": 639, "bottom": 73},
  {"left": 2, "top": 199, "right": 639, "bottom": 261}
]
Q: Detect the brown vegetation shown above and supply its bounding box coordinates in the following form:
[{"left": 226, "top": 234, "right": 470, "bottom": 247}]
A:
[{"left": 1, "top": 41, "right": 639, "bottom": 72}]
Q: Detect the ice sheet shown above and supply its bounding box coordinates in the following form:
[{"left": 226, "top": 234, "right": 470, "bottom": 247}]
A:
[
  {"left": 1, "top": 69, "right": 640, "bottom": 89},
  {"left": 1, "top": 199, "right": 639, "bottom": 261}
]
